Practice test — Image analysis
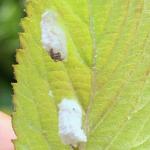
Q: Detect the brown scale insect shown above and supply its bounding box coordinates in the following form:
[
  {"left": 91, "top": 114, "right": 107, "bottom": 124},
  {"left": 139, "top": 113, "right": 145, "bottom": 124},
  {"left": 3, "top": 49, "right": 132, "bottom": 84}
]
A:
[
  {"left": 49, "top": 48, "right": 63, "bottom": 61},
  {"left": 41, "top": 11, "right": 67, "bottom": 62}
]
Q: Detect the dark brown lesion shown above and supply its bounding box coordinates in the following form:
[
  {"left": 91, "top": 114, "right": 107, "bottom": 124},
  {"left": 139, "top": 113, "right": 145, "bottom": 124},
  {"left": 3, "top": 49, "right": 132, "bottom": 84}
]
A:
[{"left": 49, "top": 48, "right": 63, "bottom": 62}]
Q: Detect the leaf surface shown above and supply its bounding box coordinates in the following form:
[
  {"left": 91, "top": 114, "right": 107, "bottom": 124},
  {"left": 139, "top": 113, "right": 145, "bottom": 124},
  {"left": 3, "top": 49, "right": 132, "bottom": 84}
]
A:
[{"left": 13, "top": 0, "right": 150, "bottom": 149}]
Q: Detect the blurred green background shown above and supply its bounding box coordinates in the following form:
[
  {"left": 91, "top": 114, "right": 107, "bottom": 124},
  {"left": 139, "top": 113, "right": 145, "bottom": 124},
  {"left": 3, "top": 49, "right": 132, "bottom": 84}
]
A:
[{"left": 0, "top": 0, "right": 25, "bottom": 113}]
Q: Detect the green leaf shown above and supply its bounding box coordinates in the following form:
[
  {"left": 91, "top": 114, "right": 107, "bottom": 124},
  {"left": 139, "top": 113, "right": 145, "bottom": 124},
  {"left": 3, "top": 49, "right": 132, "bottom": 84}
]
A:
[{"left": 13, "top": 0, "right": 150, "bottom": 149}]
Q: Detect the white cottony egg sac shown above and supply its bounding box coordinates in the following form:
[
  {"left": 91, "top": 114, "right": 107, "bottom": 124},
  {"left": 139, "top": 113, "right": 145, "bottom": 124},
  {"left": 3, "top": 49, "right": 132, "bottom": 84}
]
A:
[
  {"left": 41, "top": 11, "right": 67, "bottom": 61},
  {"left": 58, "top": 98, "right": 87, "bottom": 147}
]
